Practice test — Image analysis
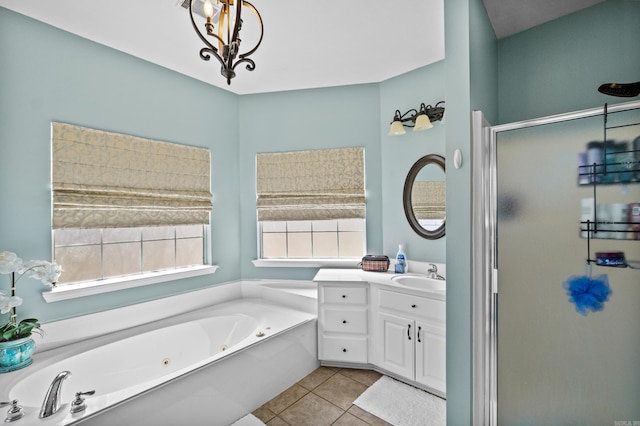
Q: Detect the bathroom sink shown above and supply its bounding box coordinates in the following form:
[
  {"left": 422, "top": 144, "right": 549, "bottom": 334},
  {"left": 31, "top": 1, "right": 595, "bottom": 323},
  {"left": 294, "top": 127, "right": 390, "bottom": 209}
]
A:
[{"left": 391, "top": 274, "right": 446, "bottom": 292}]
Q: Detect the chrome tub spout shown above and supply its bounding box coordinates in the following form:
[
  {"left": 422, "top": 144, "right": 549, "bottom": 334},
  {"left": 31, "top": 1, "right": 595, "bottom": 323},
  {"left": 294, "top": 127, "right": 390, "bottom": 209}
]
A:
[{"left": 39, "top": 371, "right": 71, "bottom": 418}]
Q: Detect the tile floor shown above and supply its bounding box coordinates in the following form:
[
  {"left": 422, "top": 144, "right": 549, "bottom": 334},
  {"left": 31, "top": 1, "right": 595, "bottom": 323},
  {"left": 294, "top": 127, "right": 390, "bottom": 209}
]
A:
[{"left": 252, "top": 366, "right": 392, "bottom": 426}]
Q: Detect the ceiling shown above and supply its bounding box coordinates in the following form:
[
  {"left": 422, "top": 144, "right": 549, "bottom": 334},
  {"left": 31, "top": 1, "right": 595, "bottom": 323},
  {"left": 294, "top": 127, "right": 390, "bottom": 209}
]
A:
[{"left": 0, "top": 0, "right": 603, "bottom": 95}]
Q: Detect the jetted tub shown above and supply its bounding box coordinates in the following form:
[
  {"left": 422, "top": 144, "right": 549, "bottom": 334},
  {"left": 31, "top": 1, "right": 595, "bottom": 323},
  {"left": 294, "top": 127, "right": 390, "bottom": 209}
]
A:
[{"left": 0, "top": 297, "right": 318, "bottom": 426}]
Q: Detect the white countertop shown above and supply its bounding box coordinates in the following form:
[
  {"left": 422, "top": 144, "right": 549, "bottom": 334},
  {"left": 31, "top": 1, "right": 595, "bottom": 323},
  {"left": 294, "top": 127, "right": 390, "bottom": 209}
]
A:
[{"left": 313, "top": 268, "right": 446, "bottom": 301}]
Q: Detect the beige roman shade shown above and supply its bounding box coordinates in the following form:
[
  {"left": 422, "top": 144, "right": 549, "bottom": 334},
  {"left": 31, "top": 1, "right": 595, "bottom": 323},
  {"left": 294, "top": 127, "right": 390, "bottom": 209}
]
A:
[
  {"left": 256, "top": 147, "right": 365, "bottom": 221},
  {"left": 52, "top": 122, "right": 213, "bottom": 229},
  {"left": 411, "top": 181, "right": 445, "bottom": 220}
]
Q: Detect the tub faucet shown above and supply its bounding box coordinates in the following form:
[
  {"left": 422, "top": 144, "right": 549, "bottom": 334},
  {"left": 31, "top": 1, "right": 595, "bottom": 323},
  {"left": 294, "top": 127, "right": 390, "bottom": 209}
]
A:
[
  {"left": 40, "top": 371, "right": 71, "bottom": 418},
  {"left": 427, "top": 264, "right": 445, "bottom": 280}
]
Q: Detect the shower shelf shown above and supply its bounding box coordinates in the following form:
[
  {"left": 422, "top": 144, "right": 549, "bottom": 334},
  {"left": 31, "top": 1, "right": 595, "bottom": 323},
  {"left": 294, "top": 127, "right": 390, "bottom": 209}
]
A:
[
  {"left": 577, "top": 103, "right": 640, "bottom": 186},
  {"left": 577, "top": 153, "right": 640, "bottom": 186},
  {"left": 579, "top": 104, "right": 640, "bottom": 266}
]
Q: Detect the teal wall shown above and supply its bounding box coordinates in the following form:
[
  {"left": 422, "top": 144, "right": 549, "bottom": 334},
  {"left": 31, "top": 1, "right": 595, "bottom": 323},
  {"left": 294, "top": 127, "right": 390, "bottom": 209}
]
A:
[
  {"left": 0, "top": 7, "right": 447, "bottom": 321},
  {"left": 498, "top": 0, "right": 640, "bottom": 124},
  {"left": 237, "top": 84, "right": 385, "bottom": 280},
  {"left": 380, "top": 62, "right": 447, "bottom": 263},
  {"left": 444, "top": 0, "right": 498, "bottom": 423},
  {"left": 0, "top": 9, "right": 241, "bottom": 321}
]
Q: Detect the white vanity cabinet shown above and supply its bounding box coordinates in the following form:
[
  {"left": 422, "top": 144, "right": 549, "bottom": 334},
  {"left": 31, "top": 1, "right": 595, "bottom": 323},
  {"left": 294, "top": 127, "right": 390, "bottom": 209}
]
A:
[
  {"left": 317, "top": 283, "right": 369, "bottom": 364},
  {"left": 314, "top": 268, "right": 446, "bottom": 397},
  {"left": 371, "top": 286, "right": 446, "bottom": 394}
]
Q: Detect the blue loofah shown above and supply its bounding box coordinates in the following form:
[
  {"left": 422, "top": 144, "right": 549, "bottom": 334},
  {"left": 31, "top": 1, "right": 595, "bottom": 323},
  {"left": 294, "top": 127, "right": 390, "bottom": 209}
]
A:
[{"left": 563, "top": 274, "right": 612, "bottom": 316}]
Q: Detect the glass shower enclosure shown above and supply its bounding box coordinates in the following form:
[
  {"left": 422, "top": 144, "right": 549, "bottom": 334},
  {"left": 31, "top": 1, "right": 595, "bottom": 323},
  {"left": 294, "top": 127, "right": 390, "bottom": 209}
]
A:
[{"left": 473, "top": 101, "right": 640, "bottom": 425}]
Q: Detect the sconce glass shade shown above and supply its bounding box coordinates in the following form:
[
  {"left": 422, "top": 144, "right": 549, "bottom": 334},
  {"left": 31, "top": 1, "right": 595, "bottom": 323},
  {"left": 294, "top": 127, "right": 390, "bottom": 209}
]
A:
[
  {"left": 413, "top": 114, "right": 433, "bottom": 131},
  {"left": 389, "top": 120, "right": 407, "bottom": 136}
]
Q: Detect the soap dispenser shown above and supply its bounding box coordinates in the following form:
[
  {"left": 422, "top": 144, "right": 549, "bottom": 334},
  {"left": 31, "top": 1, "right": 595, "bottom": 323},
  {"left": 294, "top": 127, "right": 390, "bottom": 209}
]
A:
[{"left": 395, "top": 244, "right": 407, "bottom": 274}]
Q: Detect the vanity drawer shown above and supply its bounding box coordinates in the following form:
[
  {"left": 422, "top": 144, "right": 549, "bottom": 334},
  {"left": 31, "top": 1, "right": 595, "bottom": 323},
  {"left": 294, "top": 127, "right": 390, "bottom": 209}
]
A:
[
  {"left": 322, "top": 286, "right": 368, "bottom": 305},
  {"left": 321, "top": 336, "right": 368, "bottom": 363},
  {"left": 322, "top": 308, "right": 368, "bottom": 333},
  {"left": 379, "top": 289, "right": 445, "bottom": 324}
]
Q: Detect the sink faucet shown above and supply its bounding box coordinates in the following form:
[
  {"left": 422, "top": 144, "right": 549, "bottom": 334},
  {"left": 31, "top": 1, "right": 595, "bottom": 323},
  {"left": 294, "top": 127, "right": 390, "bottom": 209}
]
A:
[
  {"left": 40, "top": 371, "right": 71, "bottom": 418},
  {"left": 427, "top": 264, "right": 445, "bottom": 280}
]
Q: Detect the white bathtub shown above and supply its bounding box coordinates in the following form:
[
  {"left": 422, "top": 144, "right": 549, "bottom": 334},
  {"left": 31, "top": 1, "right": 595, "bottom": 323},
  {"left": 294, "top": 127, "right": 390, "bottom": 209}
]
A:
[{"left": 0, "top": 296, "right": 318, "bottom": 426}]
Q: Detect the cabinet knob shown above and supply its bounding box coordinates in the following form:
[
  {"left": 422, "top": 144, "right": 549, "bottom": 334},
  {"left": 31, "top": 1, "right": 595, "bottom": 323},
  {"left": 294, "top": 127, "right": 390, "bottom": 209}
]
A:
[
  {"left": 411, "top": 304, "right": 417, "bottom": 308},
  {"left": 342, "top": 295, "right": 347, "bottom": 298},
  {"left": 342, "top": 320, "right": 347, "bottom": 324},
  {"left": 342, "top": 348, "right": 347, "bottom": 352}
]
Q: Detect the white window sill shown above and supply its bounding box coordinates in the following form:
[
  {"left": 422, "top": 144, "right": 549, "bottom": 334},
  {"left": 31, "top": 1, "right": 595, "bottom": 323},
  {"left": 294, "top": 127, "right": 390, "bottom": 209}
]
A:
[
  {"left": 252, "top": 259, "right": 361, "bottom": 268},
  {"left": 42, "top": 265, "right": 218, "bottom": 302}
]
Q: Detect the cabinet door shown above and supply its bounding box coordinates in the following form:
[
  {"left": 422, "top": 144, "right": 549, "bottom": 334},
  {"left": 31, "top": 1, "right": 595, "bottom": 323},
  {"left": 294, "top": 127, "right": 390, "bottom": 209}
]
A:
[
  {"left": 378, "top": 312, "right": 414, "bottom": 379},
  {"left": 415, "top": 320, "right": 446, "bottom": 393}
]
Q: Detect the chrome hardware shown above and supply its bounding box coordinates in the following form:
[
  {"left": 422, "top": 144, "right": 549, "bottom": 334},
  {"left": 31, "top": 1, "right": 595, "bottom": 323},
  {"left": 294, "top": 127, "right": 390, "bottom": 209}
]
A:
[
  {"left": 70, "top": 390, "right": 95, "bottom": 414},
  {"left": 40, "top": 371, "right": 71, "bottom": 418},
  {"left": 427, "top": 264, "right": 445, "bottom": 280},
  {"left": 0, "top": 400, "right": 24, "bottom": 423}
]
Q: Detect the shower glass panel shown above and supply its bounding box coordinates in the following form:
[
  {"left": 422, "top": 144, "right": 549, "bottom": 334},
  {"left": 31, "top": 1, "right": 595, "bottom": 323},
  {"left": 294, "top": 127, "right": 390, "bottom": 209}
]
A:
[{"left": 495, "top": 108, "right": 640, "bottom": 425}]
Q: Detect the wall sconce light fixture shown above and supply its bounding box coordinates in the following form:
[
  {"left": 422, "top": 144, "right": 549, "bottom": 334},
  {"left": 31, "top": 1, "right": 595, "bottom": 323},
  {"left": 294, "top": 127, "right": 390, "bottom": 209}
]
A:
[
  {"left": 187, "top": 0, "right": 264, "bottom": 85},
  {"left": 389, "top": 101, "right": 445, "bottom": 136}
]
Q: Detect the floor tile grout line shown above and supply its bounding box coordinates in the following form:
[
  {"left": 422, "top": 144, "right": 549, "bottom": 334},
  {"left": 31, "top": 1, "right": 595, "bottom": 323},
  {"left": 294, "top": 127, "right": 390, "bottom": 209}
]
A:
[
  {"left": 330, "top": 404, "right": 377, "bottom": 426},
  {"left": 256, "top": 367, "right": 390, "bottom": 426},
  {"left": 309, "top": 389, "right": 347, "bottom": 415}
]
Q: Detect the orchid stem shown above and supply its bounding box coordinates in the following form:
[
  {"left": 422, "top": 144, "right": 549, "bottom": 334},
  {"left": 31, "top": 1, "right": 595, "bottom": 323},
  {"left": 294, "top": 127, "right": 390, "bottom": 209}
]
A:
[{"left": 10, "top": 272, "right": 17, "bottom": 325}]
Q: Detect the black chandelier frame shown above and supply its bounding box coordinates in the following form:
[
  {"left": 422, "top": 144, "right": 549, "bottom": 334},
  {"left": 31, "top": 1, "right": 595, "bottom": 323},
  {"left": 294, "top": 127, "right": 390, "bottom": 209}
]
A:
[{"left": 189, "top": 0, "right": 264, "bottom": 85}]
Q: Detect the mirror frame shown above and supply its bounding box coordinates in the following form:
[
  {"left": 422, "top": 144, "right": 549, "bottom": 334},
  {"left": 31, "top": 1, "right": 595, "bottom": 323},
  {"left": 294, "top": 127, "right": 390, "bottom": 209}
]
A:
[{"left": 403, "top": 154, "right": 446, "bottom": 239}]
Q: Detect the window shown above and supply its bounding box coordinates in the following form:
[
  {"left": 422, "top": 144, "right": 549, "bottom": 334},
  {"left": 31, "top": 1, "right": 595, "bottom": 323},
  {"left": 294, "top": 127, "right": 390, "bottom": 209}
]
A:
[
  {"left": 51, "top": 122, "right": 213, "bottom": 286},
  {"left": 256, "top": 147, "right": 366, "bottom": 260}
]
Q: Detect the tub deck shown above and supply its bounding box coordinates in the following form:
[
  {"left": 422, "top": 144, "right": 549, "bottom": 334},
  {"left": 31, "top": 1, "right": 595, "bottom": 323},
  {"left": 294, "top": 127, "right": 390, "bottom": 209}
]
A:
[{"left": 0, "top": 292, "right": 318, "bottom": 426}]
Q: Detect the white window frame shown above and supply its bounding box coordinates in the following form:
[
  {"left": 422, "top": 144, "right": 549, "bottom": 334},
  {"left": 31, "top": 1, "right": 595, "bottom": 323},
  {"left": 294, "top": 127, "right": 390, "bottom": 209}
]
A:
[{"left": 45, "top": 225, "right": 216, "bottom": 302}]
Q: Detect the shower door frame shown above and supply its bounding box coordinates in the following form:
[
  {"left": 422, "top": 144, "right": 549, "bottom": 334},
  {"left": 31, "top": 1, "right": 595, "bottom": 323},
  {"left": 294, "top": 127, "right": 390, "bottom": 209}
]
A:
[{"left": 471, "top": 99, "right": 640, "bottom": 426}]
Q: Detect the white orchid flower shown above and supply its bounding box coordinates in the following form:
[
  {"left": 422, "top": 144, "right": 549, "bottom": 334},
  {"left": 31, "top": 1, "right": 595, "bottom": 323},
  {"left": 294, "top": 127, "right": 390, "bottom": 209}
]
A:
[
  {"left": 22, "top": 260, "right": 63, "bottom": 286},
  {"left": 0, "top": 294, "right": 23, "bottom": 314},
  {"left": 0, "top": 251, "right": 24, "bottom": 275}
]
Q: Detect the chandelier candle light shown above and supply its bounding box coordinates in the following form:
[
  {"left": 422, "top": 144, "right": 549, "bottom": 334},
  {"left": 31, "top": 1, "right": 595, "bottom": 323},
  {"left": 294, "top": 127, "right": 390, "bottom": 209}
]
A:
[
  {"left": 0, "top": 251, "right": 61, "bottom": 373},
  {"left": 188, "top": 0, "right": 264, "bottom": 85}
]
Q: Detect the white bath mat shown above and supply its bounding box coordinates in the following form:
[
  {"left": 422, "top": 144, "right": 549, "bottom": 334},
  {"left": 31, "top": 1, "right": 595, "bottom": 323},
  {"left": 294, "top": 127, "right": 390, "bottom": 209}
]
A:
[
  {"left": 229, "top": 414, "right": 266, "bottom": 426},
  {"left": 353, "top": 375, "right": 446, "bottom": 426}
]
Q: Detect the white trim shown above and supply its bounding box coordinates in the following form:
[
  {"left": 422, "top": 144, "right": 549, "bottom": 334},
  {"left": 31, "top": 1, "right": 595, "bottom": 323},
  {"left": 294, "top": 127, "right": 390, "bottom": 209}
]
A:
[
  {"left": 42, "top": 265, "right": 218, "bottom": 302},
  {"left": 252, "top": 258, "right": 361, "bottom": 268}
]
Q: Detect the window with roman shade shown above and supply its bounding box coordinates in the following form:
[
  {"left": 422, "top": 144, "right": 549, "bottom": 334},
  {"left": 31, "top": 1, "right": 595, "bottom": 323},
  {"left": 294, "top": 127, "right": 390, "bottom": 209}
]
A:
[
  {"left": 51, "top": 122, "right": 213, "bottom": 287},
  {"left": 256, "top": 147, "right": 365, "bottom": 222},
  {"left": 52, "top": 122, "right": 212, "bottom": 229},
  {"left": 256, "top": 147, "right": 366, "bottom": 259}
]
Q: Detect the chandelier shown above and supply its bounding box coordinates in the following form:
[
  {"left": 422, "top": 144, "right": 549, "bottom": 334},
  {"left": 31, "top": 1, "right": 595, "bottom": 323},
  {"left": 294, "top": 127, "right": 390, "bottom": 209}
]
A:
[{"left": 188, "top": 0, "right": 264, "bottom": 85}]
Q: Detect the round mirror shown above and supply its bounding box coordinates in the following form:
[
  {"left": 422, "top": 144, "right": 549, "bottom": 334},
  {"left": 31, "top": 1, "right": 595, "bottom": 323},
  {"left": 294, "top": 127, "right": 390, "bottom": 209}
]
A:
[{"left": 403, "top": 154, "right": 446, "bottom": 239}]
